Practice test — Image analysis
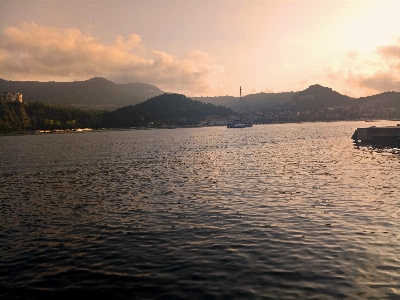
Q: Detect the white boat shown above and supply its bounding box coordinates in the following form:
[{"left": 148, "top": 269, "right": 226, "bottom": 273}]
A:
[
  {"left": 227, "top": 86, "right": 253, "bottom": 128},
  {"left": 227, "top": 122, "right": 252, "bottom": 128}
]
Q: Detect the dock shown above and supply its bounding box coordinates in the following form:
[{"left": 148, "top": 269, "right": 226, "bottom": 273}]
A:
[{"left": 352, "top": 125, "right": 400, "bottom": 146}]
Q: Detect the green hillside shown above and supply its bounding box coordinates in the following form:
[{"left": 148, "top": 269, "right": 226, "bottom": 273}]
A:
[
  {"left": 357, "top": 91, "right": 400, "bottom": 109},
  {"left": 100, "top": 93, "right": 234, "bottom": 128},
  {"left": 276, "top": 84, "right": 357, "bottom": 111},
  {"left": 0, "top": 93, "right": 233, "bottom": 132},
  {"left": 0, "top": 100, "right": 101, "bottom": 132}
]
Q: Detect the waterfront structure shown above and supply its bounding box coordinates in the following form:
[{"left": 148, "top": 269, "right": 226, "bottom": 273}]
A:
[
  {"left": 352, "top": 125, "right": 400, "bottom": 146},
  {"left": 208, "top": 116, "right": 228, "bottom": 126}
]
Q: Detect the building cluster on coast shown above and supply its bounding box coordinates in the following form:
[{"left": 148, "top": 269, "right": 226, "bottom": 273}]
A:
[
  {"left": 33, "top": 128, "right": 93, "bottom": 134},
  {"left": 204, "top": 105, "right": 399, "bottom": 126},
  {"left": 258, "top": 106, "right": 399, "bottom": 123},
  {"left": 1, "top": 92, "right": 23, "bottom": 103}
]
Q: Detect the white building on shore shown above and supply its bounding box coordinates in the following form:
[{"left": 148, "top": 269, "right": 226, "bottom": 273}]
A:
[{"left": 2, "top": 92, "right": 23, "bottom": 103}]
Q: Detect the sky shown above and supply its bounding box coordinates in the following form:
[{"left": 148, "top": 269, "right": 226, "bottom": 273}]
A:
[{"left": 1, "top": 0, "right": 400, "bottom": 98}]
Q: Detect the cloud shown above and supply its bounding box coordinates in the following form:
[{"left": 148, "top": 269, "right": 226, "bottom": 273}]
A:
[
  {"left": 323, "top": 39, "right": 400, "bottom": 97},
  {"left": 346, "top": 51, "right": 358, "bottom": 60},
  {"left": 0, "top": 22, "right": 225, "bottom": 95},
  {"left": 377, "top": 42, "right": 400, "bottom": 60}
]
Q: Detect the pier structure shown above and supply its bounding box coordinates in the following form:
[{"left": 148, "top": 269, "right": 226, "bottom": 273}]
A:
[{"left": 352, "top": 125, "right": 400, "bottom": 146}]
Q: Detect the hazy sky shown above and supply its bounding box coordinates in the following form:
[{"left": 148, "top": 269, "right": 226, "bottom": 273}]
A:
[{"left": 1, "top": 0, "right": 400, "bottom": 97}]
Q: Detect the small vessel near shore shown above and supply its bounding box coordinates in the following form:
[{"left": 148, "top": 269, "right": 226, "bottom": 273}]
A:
[
  {"left": 227, "top": 86, "right": 253, "bottom": 128},
  {"left": 227, "top": 121, "right": 253, "bottom": 128}
]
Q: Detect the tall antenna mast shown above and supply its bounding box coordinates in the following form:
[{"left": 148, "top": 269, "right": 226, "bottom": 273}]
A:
[{"left": 240, "top": 86, "right": 242, "bottom": 120}]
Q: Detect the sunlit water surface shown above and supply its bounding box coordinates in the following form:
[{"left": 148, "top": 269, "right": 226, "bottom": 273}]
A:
[{"left": 1, "top": 121, "right": 399, "bottom": 299}]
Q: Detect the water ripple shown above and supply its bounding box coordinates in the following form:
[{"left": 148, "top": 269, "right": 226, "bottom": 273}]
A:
[{"left": 1, "top": 121, "right": 400, "bottom": 299}]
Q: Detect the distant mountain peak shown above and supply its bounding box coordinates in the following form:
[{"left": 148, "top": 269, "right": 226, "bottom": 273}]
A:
[
  {"left": 284, "top": 83, "right": 353, "bottom": 111},
  {"left": 83, "top": 77, "right": 115, "bottom": 85},
  {"left": 302, "top": 84, "right": 333, "bottom": 93}
]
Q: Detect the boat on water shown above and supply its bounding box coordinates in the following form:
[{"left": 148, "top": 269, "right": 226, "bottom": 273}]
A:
[
  {"left": 227, "top": 120, "right": 253, "bottom": 128},
  {"left": 227, "top": 86, "right": 253, "bottom": 128}
]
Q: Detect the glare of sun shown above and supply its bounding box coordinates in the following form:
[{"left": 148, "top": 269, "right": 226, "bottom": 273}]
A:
[{"left": 340, "top": 1, "right": 399, "bottom": 53}]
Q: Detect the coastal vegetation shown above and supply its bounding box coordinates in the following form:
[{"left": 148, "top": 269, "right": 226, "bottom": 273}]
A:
[
  {"left": 101, "top": 93, "right": 233, "bottom": 128},
  {"left": 0, "top": 100, "right": 101, "bottom": 132},
  {"left": 0, "top": 93, "right": 234, "bottom": 133},
  {"left": 2, "top": 81, "right": 400, "bottom": 133}
]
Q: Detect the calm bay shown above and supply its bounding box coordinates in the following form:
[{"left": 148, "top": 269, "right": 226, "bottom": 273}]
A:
[{"left": 1, "top": 121, "right": 399, "bottom": 299}]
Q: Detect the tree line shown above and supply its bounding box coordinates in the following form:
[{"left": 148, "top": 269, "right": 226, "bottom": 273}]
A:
[
  {"left": 0, "top": 93, "right": 234, "bottom": 133},
  {"left": 0, "top": 100, "right": 101, "bottom": 132}
]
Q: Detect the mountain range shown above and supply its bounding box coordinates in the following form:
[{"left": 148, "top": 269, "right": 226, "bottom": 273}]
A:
[
  {"left": 0, "top": 77, "right": 163, "bottom": 110},
  {"left": 279, "top": 84, "right": 400, "bottom": 112},
  {"left": 1, "top": 77, "right": 400, "bottom": 112}
]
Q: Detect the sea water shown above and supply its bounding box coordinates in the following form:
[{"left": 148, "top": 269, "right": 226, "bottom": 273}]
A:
[{"left": 1, "top": 121, "right": 399, "bottom": 299}]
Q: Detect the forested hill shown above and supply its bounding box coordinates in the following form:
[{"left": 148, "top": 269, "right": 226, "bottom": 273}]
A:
[
  {"left": 0, "top": 77, "right": 163, "bottom": 110},
  {"left": 191, "top": 92, "right": 296, "bottom": 113},
  {"left": 0, "top": 100, "right": 101, "bottom": 132},
  {"left": 276, "top": 84, "right": 356, "bottom": 111},
  {"left": 101, "top": 93, "right": 234, "bottom": 127},
  {"left": 0, "top": 93, "right": 234, "bottom": 132}
]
